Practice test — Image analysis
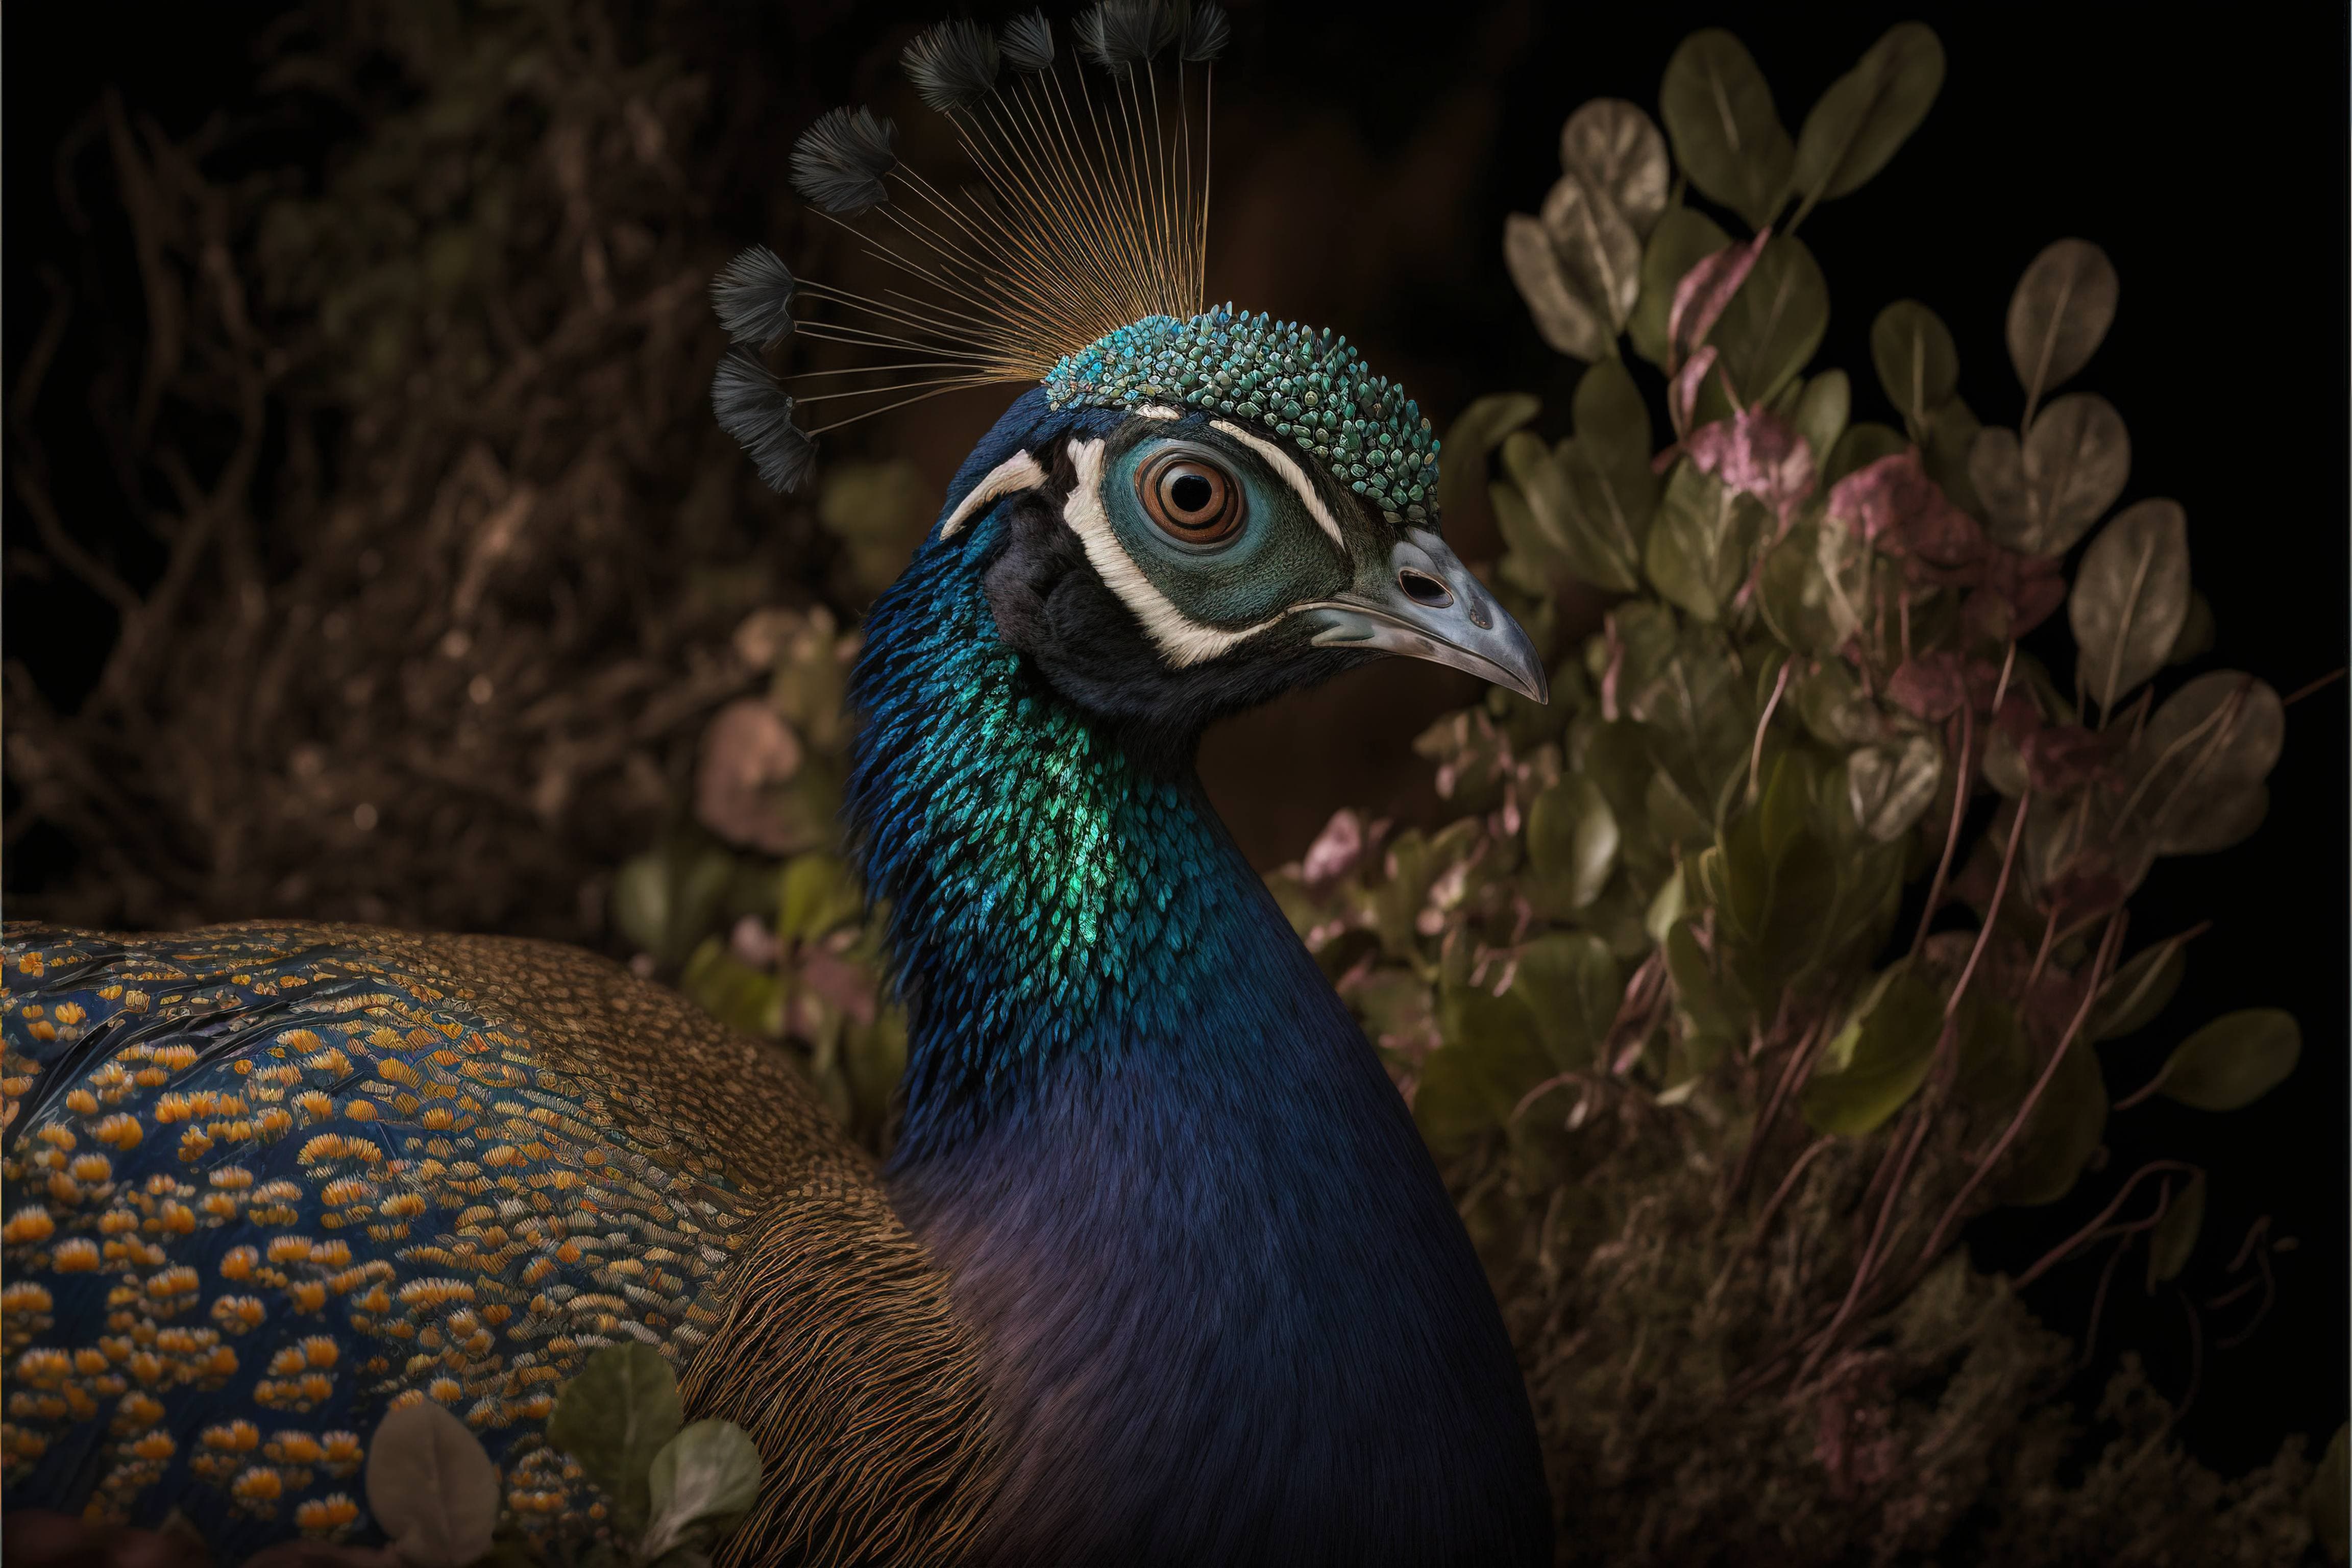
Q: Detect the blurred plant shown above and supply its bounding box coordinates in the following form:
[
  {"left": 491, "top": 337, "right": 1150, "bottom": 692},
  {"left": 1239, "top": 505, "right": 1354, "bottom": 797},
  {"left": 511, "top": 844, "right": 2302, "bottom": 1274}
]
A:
[
  {"left": 1264, "top": 22, "right": 2340, "bottom": 1565},
  {"left": 616, "top": 604, "right": 906, "bottom": 1155}
]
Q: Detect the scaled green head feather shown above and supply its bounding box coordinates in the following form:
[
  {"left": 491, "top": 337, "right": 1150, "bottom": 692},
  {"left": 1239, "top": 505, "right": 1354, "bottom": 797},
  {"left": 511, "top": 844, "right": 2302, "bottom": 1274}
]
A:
[{"left": 1044, "top": 308, "right": 1442, "bottom": 526}]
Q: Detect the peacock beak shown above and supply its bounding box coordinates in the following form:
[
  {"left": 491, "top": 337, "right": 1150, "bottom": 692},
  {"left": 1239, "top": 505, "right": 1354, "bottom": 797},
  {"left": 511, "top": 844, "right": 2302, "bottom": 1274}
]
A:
[{"left": 1298, "top": 530, "right": 1549, "bottom": 703}]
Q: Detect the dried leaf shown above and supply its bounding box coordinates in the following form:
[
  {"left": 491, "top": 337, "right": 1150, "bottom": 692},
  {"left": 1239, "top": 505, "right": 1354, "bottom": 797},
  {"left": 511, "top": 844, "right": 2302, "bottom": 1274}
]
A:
[
  {"left": 1629, "top": 206, "right": 1732, "bottom": 366},
  {"left": 2146, "top": 1170, "right": 2205, "bottom": 1288},
  {"left": 2166, "top": 588, "right": 2216, "bottom": 666},
  {"left": 1789, "top": 23, "right": 1946, "bottom": 208},
  {"left": 365, "top": 1402, "right": 500, "bottom": 1568},
  {"left": 1437, "top": 394, "right": 1541, "bottom": 523},
  {"left": 2155, "top": 1008, "right": 2300, "bottom": 1111},
  {"left": 1969, "top": 393, "right": 2130, "bottom": 556},
  {"left": 2114, "top": 672, "right": 2284, "bottom": 855},
  {"left": 547, "top": 1342, "right": 685, "bottom": 1536},
  {"left": 642, "top": 1420, "right": 764, "bottom": 1562},
  {"left": 1505, "top": 211, "right": 1611, "bottom": 361},
  {"left": 2161, "top": 783, "right": 2267, "bottom": 855},
  {"left": 1559, "top": 99, "right": 1671, "bottom": 239},
  {"left": 1542, "top": 173, "right": 1644, "bottom": 330},
  {"left": 2069, "top": 499, "right": 2191, "bottom": 713},
  {"left": 2006, "top": 237, "right": 2119, "bottom": 409},
  {"left": 1658, "top": 29, "right": 1794, "bottom": 231},
  {"left": 1870, "top": 299, "right": 1959, "bottom": 433}
]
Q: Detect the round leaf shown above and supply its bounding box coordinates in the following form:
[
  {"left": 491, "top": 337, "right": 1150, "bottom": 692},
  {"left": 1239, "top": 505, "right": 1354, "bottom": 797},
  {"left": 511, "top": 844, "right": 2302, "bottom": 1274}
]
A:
[
  {"left": 1969, "top": 393, "right": 2130, "bottom": 556},
  {"left": 1505, "top": 211, "right": 1611, "bottom": 361},
  {"left": 2155, "top": 1008, "right": 2300, "bottom": 1111},
  {"left": 2007, "top": 237, "right": 2119, "bottom": 407},
  {"left": 1790, "top": 23, "right": 1947, "bottom": 208},
  {"left": 2000, "top": 1042, "right": 2108, "bottom": 1206},
  {"left": 1542, "top": 173, "right": 1644, "bottom": 331},
  {"left": 1800, "top": 966, "right": 1945, "bottom": 1135},
  {"left": 1870, "top": 300, "right": 1959, "bottom": 433},
  {"left": 1659, "top": 30, "right": 1794, "bottom": 231},
  {"left": 643, "top": 1420, "right": 765, "bottom": 1562},
  {"left": 1707, "top": 236, "right": 1830, "bottom": 410},
  {"left": 547, "top": 1342, "right": 685, "bottom": 1535},
  {"left": 1844, "top": 734, "right": 1942, "bottom": 842},
  {"left": 2145, "top": 1169, "right": 2206, "bottom": 1288},
  {"left": 1788, "top": 370, "right": 1852, "bottom": 472},
  {"left": 1437, "top": 394, "right": 1542, "bottom": 524},
  {"left": 366, "top": 1402, "right": 501, "bottom": 1568},
  {"left": 2165, "top": 589, "right": 2216, "bottom": 667},
  {"left": 1508, "top": 930, "right": 1622, "bottom": 1069},
  {"left": 2069, "top": 498, "right": 2191, "bottom": 714},
  {"left": 1559, "top": 99, "right": 1671, "bottom": 239},
  {"left": 1646, "top": 462, "right": 1761, "bottom": 621}
]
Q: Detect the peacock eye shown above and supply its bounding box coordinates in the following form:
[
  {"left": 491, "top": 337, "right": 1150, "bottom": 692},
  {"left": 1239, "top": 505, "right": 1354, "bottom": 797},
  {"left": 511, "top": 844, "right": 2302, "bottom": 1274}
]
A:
[{"left": 1136, "top": 450, "right": 1243, "bottom": 545}]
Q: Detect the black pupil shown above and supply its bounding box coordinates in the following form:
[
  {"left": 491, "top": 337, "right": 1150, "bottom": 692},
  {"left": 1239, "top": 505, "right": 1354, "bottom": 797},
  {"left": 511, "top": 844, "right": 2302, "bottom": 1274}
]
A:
[{"left": 1167, "top": 471, "right": 1215, "bottom": 519}]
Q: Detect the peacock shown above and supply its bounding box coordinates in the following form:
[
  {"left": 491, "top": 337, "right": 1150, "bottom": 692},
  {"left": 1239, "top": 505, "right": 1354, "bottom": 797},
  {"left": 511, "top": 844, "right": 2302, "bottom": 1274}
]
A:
[{"left": 1, "top": 6, "right": 1555, "bottom": 1564}]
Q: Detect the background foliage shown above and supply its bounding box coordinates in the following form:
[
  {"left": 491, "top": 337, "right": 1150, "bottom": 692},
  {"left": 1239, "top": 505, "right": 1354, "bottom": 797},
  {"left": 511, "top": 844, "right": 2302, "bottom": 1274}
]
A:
[{"left": 4, "top": 3, "right": 2344, "bottom": 1563}]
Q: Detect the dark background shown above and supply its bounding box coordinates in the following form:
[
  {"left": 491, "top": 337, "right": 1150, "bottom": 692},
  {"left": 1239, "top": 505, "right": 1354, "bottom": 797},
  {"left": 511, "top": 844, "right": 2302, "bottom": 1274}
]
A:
[{"left": 7, "top": 0, "right": 2345, "bottom": 1485}]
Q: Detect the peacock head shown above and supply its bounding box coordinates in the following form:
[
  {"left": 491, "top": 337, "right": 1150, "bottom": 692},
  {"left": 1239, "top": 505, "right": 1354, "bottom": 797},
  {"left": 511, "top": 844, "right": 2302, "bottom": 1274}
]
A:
[{"left": 709, "top": 4, "right": 1544, "bottom": 734}]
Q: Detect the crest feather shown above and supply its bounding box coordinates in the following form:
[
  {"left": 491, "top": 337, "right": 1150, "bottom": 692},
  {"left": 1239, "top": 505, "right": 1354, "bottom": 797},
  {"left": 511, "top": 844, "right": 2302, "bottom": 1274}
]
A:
[
  {"left": 710, "top": 246, "right": 796, "bottom": 348},
  {"left": 1000, "top": 11, "right": 1055, "bottom": 73},
  {"left": 788, "top": 107, "right": 898, "bottom": 215},
  {"left": 1179, "top": 2, "right": 1231, "bottom": 63},
  {"left": 902, "top": 20, "right": 1001, "bottom": 111},
  {"left": 711, "top": 349, "right": 817, "bottom": 493},
  {"left": 1074, "top": 0, "right": 1170, "bottom": 73}
]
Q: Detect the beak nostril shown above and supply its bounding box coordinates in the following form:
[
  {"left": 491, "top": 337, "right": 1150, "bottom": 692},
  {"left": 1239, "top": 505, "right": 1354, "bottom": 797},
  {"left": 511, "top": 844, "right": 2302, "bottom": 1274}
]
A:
[{"left": 1398, "top": 568, "right": 1453, "bottom": 609}]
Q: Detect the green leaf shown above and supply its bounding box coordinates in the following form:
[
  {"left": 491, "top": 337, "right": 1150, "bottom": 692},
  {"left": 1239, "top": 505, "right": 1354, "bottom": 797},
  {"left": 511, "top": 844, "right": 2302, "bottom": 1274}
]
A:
[
  {"left": 1559, "top": 99, "right": 1672, "bottom": 239},
  {"left": 778, "top": 852, "right": 864, "bottom": 941},
  {"left": 1919, "top": 396, "right": 1983, "bottom": 516},
  {"left": 2006, "top": 238, "right": 2119, "bottom": 409},
  {"left": 2146, "top": 1170, "right": 2206, "bottom": 1289},
  {"left": 1437, "top": 394, "right": 1542, "bottom": 524},
  {"left": 1658, "top": 30, "right": 1794, "bottom": 231},
  {"left": 1505, "top": 211, "right": 1611, "bottom": 361},
  {"left": 366, "top": 1402, "right": 501, "bottom": 1568},
  {"left": 1526, "top": 773, "right": 1620, "bottom": 911},
  {"left": 1664, "top": 917, "right": 1751, "bottom": 1039},
  {"left": 1573, "top": 356, "right": 1652, "bottom": 466},
  {"left": 1800, "top": 965, "right": 1945, "bottom": 1135},
  {"left": 612, "top": 843, "right": 741, "bottom": 969},
  {"left": 1757, "top": 524, "right": 1856, "bottom": 655},
  {"left": 1541, "top": 172, "right": 1644, "bottom": 332},
  {"left": 1416, "top": 984, "right": 1554, "bottom": 1155},
  {"left": 2154, "top": 1008, "right": 2300, "bottom": 1111},
  {"left": 2069, "top": 498, "right": 2191, "bottom": 714},
  {"left": 643, "top": 1420, "right": 765, "bottom": 1562},
  {"left": 678, "top": 939, "right": 782, "bottom": 1038},
  {"left": 2000, "top": 1042, "right": 2108, "bottom": 1206},
  {"left": 1953, "top": 989, "right": 2032, "bottom": 1108},
  {"left": 1870, "top": 300, "right": 1959, "bottom": 435},
  {"left": 1788, "top": 23, "right": 1946, "bottom": 214},
  {"left": 1705, "top": 237, "right": 1830, "bottom": 411},
  {"left": 1629, "top": 206, "right": 1734, "bottom": 367},
  {"left": 1646, "top": 462, "right": 1761, "bottom": 621},
  {"left": 547, "top": 1343, "right": 685, "bottom": 1537},
  {"left": 1509, "top": 932, "right": 1621, "bottom": 1070},
  {"left": 1844, "top": 735, "right": 1942, "bottom": 842},
  {"left": 1787, "top": 370, "right": 1851, "bottom": 472},
  {"left": 2089, "top": 936, "right": 2188, "bottom": 1041}
]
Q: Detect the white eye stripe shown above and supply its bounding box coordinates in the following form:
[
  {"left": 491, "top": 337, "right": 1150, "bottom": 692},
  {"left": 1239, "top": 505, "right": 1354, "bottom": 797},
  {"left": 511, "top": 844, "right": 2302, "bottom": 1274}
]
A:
[
  {"left": 1060, "top": 438, "right": 1285, "bottom": 669},
  {"left": 940, "top": 451, "right": 1049, "bottom": 539},
  {"left": 1209, "top": 419, "right": 1347, "bottom": 555}
]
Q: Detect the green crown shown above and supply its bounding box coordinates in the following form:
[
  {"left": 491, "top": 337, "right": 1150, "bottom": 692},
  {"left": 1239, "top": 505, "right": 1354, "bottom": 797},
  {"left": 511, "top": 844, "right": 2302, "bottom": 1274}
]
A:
[{"left": 1043, "top": 308, "right": 1441, "bottom": 526}]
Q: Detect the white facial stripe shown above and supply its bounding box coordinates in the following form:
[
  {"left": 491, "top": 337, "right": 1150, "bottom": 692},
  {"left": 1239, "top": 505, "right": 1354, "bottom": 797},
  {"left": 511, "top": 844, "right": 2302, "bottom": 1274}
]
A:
[
  {"left": 1210, "top": 418, "right": 1347, "bottom": 555},
  {"left": 1135, "top": 403, "right": 1183, "bottom": 420},
  {"left": 1061, "top": 438, "right": 1286, "bottom": 669},
  {"left": 940, "top": 451, "right": 1047, "bottom": 538}
]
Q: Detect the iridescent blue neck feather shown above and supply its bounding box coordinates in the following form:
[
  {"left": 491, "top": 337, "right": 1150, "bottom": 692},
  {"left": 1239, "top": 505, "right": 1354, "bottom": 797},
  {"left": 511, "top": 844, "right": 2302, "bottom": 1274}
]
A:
[{"left": 845, "top": 391, "right": 1550, "bottom": 1564}]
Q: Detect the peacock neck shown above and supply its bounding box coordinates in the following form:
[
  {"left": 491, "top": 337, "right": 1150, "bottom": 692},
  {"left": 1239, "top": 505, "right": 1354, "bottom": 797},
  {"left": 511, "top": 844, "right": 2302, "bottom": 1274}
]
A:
[{"left": 843, "top": 480, "right": 1551, "bottom": 1564}]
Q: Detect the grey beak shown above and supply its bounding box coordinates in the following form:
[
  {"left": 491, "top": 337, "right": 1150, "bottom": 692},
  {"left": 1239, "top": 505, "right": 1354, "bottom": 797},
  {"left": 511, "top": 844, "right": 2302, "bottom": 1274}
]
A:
[{"left": 1298, "top": 529, "right": 1549, "bottom": 703}]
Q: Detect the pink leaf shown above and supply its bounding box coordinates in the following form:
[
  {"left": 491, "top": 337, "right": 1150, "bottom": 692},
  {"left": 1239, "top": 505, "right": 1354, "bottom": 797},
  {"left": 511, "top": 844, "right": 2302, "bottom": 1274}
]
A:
[
  {"left": 1668, "top": 345, "right": 1720, "bottom": 438},
  {"left": 2023, "top": 724, "right": 2118, "bottom": 796},
  {"left": 1302, "top": 809, "right": 1367, "bottom": 888},
  {"left": 1683, "top": 408, "right": 1817, "bottom": 523},
  {"left": 1966, "top": 547, "right": 2067, "bottom": 640},
  {"left": 799, "top": 948, "right": 878, "bottom": 1026},
  {"left": 1886, "top": 654, "right": 1970, "bottom": 722},
  {"left": 694, "top": 698, "right": 804, "bottom": 855},
  {"left": 1667, "top": 228, "right": 1770, "bottom": 374}
]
